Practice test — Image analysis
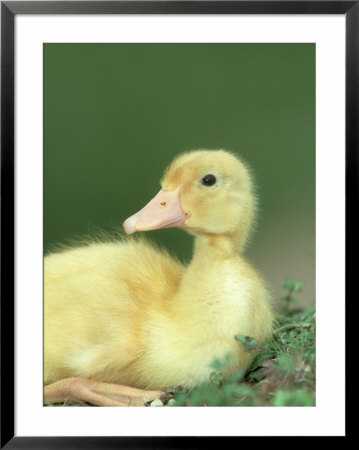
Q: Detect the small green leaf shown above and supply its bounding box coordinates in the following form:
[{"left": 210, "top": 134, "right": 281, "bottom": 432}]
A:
[
  {"left": 248, "top": 338, "right": 258, "bottom": 349},
  {"left": 210, "top": 353, "right": 232, "bottom": 371},
  {"left": 235, "top": 335, "right": 258, "bottom": 352},
  {"left": 210, "top": 372, "right": 223, "bottom": 387},
  {"left": 283, "top": 277, "right": 294, "bottom": 290},
  {"left": 234, "top": 334, "right": 247, "bottom": 344},
  {"left": 293, "top": 281, "right": 304, "bottom": 292}
]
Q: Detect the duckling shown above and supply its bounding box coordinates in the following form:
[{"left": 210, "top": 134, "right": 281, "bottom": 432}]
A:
[{"left": 44, "top": 149, "right": 274, "bottom": 406}]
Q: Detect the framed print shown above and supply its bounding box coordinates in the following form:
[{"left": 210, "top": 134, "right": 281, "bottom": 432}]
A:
[{"left": 1, "top": 0, "right": 355, "bottom": 446}]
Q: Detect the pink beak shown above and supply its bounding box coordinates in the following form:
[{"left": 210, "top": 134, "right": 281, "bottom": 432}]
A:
[{"left": 123, "top": 186, "right": 190, "bottom": 234}]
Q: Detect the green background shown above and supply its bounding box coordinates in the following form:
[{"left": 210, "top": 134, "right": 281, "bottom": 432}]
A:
[{"left": 44, "top": 44, "right": 315, "bottom": 306}]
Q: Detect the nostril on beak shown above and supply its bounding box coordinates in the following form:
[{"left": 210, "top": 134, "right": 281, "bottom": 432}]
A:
[{"left": 160, "top": 202, "right": 167, "bottom": 206}]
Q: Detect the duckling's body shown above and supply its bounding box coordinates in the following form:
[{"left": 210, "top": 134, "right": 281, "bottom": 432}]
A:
[
  {"left": 44, "top": 149, "right": 274, "bottom": 405},
  {"left": 44, "top": 239, "right": 184, "bottom": 387}
]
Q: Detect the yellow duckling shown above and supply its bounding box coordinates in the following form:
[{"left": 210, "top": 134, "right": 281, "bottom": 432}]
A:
[{"left": 44, "top": 149, "right": 274, "bottom": 406}]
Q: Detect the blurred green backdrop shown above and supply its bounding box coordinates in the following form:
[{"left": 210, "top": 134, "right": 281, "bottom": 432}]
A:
[{"left": 44, "top": 44, "right": 315, "bottom": 306}]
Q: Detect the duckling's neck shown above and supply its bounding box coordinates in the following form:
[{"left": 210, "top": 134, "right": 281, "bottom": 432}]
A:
[
  {"left": 192, "top": 234, "right": 238, "bottom": 261},
  {"left": 173, "top": 234, "right": 241, "bottom": 307}
]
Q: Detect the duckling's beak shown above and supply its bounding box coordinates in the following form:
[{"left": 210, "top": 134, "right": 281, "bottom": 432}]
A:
[{"left": 123, "top": 186, "right": 190, "bottom": 234}]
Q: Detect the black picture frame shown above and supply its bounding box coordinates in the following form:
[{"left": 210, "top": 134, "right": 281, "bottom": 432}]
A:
[{"left": 1, "top": 1, "right": 354, "bottom": 447}]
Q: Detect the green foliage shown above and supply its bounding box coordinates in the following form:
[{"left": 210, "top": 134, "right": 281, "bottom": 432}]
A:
[
  {"left": 274, "top": 389, "right": 315, "bottom": 406},
  {"left": 210, "top": 353, "right": 232, "bottom": 371},
  {"left": 209, "top": 371, "right": 224, "bottom": 387},
  {"left": 172, "top": 379, "right": 257, "bottom": 407},
  {"left": 281, "top": 277, "right": 305, "bottom": 311},
  {"left": 283, "top": 277, "right": 304, "bottom": 293},
  {"left": 276, "top": 353, "right": 297, "bottom": 373},
  {"left": 234, "top": 334, "right": 259, "bottom": 352}
]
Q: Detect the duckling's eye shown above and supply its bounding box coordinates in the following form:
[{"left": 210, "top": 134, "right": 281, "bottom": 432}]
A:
[{"left": 201, "top": 174, "right": 217, "bottom": 187}]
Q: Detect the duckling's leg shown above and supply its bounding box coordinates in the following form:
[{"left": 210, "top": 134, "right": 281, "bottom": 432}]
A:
[{"left": 44, "top": 377, "right": 165, "bottom": 406}]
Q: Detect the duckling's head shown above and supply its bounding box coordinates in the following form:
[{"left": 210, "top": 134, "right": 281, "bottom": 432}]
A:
[{"left": 123, "top": 150, "right": 256, "bottom": 251}]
